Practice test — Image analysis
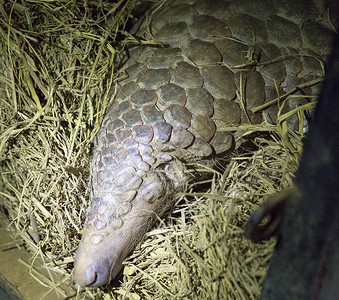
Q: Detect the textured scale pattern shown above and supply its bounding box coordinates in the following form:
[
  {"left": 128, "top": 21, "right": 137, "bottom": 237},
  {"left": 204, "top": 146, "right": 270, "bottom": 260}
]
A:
[{"left": 73, "top": 0, "right": 337, "bottom": 287}]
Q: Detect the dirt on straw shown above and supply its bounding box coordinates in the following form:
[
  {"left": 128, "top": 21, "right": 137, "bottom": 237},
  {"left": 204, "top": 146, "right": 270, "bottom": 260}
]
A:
[{"left": 0, "top": 0, "right": 309, "bottom": 299}]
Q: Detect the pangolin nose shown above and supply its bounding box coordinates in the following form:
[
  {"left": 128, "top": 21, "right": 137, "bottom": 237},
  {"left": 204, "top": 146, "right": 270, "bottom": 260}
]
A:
[
  {"left": 74, "top": 266, "right": 96, "bottom": 287},
  {"left": 74, "top": 261, "right": 109, "bottom": 287}
]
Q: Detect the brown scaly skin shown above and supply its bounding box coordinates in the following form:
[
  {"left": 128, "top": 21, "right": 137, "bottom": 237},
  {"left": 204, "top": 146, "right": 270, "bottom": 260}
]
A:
[{"left": 73, "top": 0, "right": 337, "bottom": 287}]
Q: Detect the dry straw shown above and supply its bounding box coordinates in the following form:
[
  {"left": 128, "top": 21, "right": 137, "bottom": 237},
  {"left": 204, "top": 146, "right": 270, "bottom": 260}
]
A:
[{"left": 0, "top": 0, "right": 314, "bottom": 299}]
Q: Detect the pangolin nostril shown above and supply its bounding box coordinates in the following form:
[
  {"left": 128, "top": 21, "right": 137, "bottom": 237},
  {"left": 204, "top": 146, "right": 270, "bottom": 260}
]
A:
[{"left": 89, "top": 272, "right": 98, "bottom": 287}]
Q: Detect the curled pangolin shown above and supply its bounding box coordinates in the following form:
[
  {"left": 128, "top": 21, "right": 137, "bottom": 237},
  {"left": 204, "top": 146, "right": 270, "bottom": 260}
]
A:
[{"left": 73, "top": 0, "right": 337, "bottom": 287}]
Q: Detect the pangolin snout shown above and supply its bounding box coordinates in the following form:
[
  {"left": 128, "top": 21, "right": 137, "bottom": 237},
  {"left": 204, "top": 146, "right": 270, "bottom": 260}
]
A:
[
  {"left": 74, "top": 172, "right": 176, "bottom": 286},
  {"left": 74, "top": 206, "right": 156, "bottom": 286},
  {"left": 73, "top": 228, "right": 124, "bottom": 286}
]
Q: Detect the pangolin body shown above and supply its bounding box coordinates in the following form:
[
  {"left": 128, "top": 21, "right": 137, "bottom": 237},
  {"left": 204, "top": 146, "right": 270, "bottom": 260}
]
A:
[{"left": 73, "top": 0, "right": 337, "bottom": 287}]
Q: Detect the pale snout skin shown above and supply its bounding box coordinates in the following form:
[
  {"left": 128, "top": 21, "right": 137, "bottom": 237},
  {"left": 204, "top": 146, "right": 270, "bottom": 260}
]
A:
[
  {"left": 74, "top": 198, "right": 161, "bottom": 286},
  {"left": 73, "top": 171, "right": 178, "bottom": 287}
]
